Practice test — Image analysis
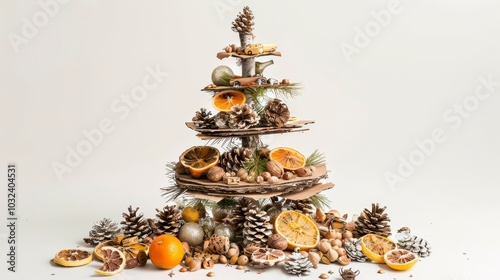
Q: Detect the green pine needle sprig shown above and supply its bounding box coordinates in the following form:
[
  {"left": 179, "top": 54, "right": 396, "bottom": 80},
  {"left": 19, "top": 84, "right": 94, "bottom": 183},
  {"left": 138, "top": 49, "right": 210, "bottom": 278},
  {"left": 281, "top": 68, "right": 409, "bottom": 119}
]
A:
[
  {"left": 310, "top": 194, "right": 332, "bottom": 211},
  {"left": 306, "top": 149, "right": 326, "bottom": 166}
]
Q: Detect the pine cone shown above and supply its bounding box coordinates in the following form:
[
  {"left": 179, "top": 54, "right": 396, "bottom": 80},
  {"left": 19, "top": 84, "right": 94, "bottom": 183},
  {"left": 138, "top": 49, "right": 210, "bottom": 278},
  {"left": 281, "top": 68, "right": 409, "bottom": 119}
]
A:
[
  {"left": 220, "top": 146, "right": 253, "bottom": 172},
  {"left": 192, "top": 108, "right": 215, "bottom": 128},
  {"left": 153, "top": 205, "right": 183, "bottom": 237},
  {"left": 206, "top": 235, "right": 230, "bottom": 255},
  {"left": 343, "top": 239, "right": 368, "bottom": 262},
  {"left": 261, "top": 99, "right": 290, "bottom": 127},
  {"left": 353, "top": 203, "right": 391, "bottom": 238},
  {"left": 284, "top": 249, "right": 313, "bottom": 276},
  {"left": 229, "top": 197, "right": 258, "bottom": 237},
  {"left": 228, "top": 104, "right": 260, "bottom": 129},
  {"left": 83, "top": 218, "right": 121, "bottom": 246},
  {"left": 121, "top": 206, "right": 152, "bottom": 242},
  {"left": 396, "top": 230, "right": 432, "bottom": 258},
  {"left": 242, "top": 209, "right": 273, "bottom": 245},
  {"left": 213, "top": 112, "right": 230, "bottom": 129},
  {"left": 283, "top": 198, "right": 315, "bottom": 215},
  {"left": 231, "top": 6, "right": 254, "bottom": 35}
]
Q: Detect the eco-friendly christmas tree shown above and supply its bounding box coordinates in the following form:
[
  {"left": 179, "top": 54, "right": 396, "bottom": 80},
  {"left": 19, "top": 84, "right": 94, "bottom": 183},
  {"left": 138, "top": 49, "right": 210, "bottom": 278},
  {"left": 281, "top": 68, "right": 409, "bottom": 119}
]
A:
[{"left": 163, "top": 6, "right": 334, "bottom": 208}]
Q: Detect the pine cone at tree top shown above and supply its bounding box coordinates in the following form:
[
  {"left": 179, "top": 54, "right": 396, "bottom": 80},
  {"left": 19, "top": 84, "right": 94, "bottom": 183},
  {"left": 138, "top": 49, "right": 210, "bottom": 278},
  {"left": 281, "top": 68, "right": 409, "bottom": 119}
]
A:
[
  {"left": 353, "top": 203, "right": 391, "bottom": 238},
  {"left": 231, "top": 6, "right": 254, "bottom": 35},
  {"left": 192, "top": 108, "right": 215, "bottom": 129},
  {"left": 220, "top": 146, "right": 253, "bottom": 172},
  {"left": 83, "top": 218, "right": 121, "bottom": 246},
  {"left": 284, "top": 249, "right": 314, "bottom": 276},
  {"left": 243, "top": 209, "right": 273, "bottom": 245},
  {"left": 154, "top": 205, "right": 183, "bottom": 237},
  {"left": 228, "top": 104, "right": 260, "bottom": 129},
  {"left": 261, "top": 99, "right": 290, "bottom": 127},
  {"left": 121, "top": 206, "right": 152, "bottom": 242}
]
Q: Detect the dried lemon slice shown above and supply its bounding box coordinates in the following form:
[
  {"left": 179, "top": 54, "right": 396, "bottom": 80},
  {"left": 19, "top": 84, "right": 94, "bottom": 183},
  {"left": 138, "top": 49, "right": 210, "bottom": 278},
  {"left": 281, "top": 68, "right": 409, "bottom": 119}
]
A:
[
  {"left": 251, "top": 248, "right": 286, "bottom": 267},
  {"left": 360, "top": 234, "right": 397, "bottom": 263},
  {"left": 384, "top": 249, "right": 419, "bottom": 271},
  {"left": 53, "top": 249, "right": 93, "bottom": 267},
  {"left": 95, "top": 246, "right": 126, "bottom": 276}
]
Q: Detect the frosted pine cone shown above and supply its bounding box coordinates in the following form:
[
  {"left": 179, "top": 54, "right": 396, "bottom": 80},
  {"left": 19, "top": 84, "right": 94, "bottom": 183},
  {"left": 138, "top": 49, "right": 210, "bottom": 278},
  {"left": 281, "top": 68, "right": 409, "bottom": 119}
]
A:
[
  {"left": 284, "top": 249, "right": 313, "bottom": 276},
  {"left": 83, "top": 218, "right": 121, "bottom": 245},
  {"left": 228, "top": 104, "right": 260, "bottom": 129}
]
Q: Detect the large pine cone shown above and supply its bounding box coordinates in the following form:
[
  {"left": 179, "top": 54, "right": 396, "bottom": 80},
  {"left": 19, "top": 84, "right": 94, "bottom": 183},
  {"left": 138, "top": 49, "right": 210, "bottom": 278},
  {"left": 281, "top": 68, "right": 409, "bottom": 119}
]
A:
[
  {"left": 220, "top": 147, "right": 253, "bottom": 173},
  {"left": 353, "top": 203, "right": 391, "bottom": 238},
  {"left": 229, "top": 197, "right": 258, "bottom": 237},
  {"left": 228, "top": 104, "right": 260, "bottom": 129},
  {"left": 231, "top": 6, "right": 254, "bottom": 35},
  {"left": 121, "top": 206, "right": 152, "bottom": 242},
  {"left": 243, "top": 209, "right": 273, "bottom": 245},
  {"left": 261, "top": 99, "right": 290, "bottom": 127},
  {"left": 153, "top": 205, "right": 183, "bottom": 237}
]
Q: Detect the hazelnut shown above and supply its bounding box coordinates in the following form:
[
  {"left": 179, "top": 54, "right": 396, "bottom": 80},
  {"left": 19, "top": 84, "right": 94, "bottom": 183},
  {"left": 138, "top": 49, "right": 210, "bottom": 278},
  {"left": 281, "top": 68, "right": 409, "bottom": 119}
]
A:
[
  {"left": 260, "top": 171, "right": 271, "bottom": 181},
  {"left": 237, "top": 168, "right": 248, "bottom": 180},
  {"left": 237, "top": 255, "right": 249, "bottom": 266},
  {"left": 282, "top": 171, "right": 295, "bottom": 180},
  {"left": 207, "top": 271, "right": 216, "bottom": 277},
  {"left": 337, "top": 255, "right": 351, "bottom": 266},
  {"left": 267, "top": 176, "right": 279, "bottom": 184}
]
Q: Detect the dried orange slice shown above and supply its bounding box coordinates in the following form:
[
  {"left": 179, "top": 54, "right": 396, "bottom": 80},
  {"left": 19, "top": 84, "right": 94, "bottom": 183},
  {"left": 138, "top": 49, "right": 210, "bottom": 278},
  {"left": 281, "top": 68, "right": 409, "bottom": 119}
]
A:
[
  {"left": 274, "top": 210, "right": 320, "bottom": 251},
  {"left": 360, "top": 234, "right": 397, "bottom": 263},
  {"left": 212, "top": 90, "right": 246, "bottom": 112},
  {"left": 53, "top": 249, "right": 93, "bottom": 267},
  {"left": 384, "top": 249, "right": 419, "bottom": 271},
  {"left": 179, "top": 146, "right": 220, "bottom": 178},
  {"left": 95, "top": 246, "right": 126, "bottom": 276},
  {"left": 269, "top": 147, "right": 306, "bottom": 171}
]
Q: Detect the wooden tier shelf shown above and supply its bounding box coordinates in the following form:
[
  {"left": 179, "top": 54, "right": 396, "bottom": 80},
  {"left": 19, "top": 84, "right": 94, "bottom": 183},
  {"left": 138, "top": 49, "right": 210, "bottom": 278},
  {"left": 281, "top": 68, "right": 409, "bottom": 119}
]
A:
[
  {"left": 216, "top": 51, "right": 281, "bottom": 60},
  {"left": 176, "top": 164, "right": 333, "bottom": 201},
  {"left": 186, "top": 120, "right": 314, "bottom": 139}
]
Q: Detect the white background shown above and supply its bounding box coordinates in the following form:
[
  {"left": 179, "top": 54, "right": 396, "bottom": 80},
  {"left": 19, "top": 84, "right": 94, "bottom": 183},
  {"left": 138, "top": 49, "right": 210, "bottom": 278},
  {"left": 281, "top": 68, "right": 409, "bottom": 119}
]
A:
[{"left": 1, "top": 1, "right": 500, "bottom": 279}]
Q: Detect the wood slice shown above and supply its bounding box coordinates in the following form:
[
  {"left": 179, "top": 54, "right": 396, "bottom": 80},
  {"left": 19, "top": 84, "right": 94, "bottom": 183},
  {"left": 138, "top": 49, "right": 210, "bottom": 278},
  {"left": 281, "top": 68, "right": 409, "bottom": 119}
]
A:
[
  {"left": 186, "top": 120, "right": 314, "bottom": 139},
  {"left": 176, "top": 164, "right": 329, "bottom": 195}
]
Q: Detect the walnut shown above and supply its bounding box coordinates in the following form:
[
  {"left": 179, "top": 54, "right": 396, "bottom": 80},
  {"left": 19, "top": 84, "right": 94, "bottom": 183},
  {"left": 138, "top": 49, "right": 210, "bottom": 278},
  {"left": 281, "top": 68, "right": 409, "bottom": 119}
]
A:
[
  {"left": 207, "top": 166, "right": 225, "bottom": 182},
  {"left": 267, "top": 234, "right": 288, "bottom": 250},
  {"left": 266, "top": 160, "right": 284, "bottom": 178}
]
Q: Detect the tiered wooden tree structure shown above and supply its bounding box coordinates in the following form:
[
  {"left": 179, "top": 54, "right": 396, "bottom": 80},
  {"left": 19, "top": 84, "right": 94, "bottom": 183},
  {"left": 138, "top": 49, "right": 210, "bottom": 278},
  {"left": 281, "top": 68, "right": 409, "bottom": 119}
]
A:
[{"left": 166, "top": 6, "right": 333, "bottom": 203}]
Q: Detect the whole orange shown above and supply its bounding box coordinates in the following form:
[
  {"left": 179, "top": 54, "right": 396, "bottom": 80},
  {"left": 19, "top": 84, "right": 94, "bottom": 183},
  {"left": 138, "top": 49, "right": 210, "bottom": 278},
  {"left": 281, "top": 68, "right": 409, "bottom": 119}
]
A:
[{"left": 148, "top": 234, "right": 185, "bottom": 269}]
